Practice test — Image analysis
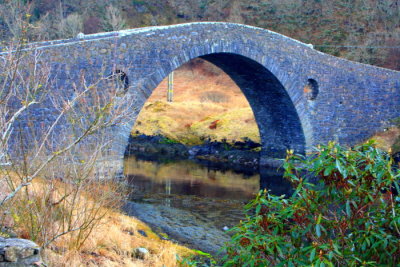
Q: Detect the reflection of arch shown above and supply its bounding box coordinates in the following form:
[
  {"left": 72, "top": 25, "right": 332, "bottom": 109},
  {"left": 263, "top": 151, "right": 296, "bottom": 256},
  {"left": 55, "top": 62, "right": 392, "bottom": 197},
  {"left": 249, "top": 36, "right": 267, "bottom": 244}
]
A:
[{"left": 259, "top": 166, "right": 292, "bottom": 196}]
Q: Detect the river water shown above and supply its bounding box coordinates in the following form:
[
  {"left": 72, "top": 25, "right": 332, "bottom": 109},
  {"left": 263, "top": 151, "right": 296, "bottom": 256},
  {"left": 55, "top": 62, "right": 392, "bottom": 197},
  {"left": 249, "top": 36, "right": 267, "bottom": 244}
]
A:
[{"left": 123, "top": 155, "right": 292, "bottom": 255}]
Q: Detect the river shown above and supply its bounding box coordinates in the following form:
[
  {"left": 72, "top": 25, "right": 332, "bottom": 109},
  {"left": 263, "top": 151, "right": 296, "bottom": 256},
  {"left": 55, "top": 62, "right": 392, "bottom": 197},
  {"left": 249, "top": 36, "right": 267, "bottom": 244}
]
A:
[{"left": 122, "top": 155, "right": 292, "bottom": 255}]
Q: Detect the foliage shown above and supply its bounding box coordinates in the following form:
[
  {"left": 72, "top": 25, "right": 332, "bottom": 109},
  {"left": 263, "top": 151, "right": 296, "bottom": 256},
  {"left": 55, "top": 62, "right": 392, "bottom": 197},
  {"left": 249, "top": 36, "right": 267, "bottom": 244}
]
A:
[
  {"left": 177, "top": 249, "right": 216, "bottom": 267},
  {"left": 223, "top": 141, "right": 400, "bottom": 266},
  {"left": 103, "top": 5, "right": 126, "bottom": 31},
  {"left": 58, "top": 13, "right": 83, "bottom": 38}
]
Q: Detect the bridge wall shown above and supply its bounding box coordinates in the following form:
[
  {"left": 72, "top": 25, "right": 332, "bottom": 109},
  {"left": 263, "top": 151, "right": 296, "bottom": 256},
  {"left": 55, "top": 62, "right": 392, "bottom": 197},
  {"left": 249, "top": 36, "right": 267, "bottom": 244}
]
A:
[{"left": 5, "top": 22, "right": 400, "bottom": 166}]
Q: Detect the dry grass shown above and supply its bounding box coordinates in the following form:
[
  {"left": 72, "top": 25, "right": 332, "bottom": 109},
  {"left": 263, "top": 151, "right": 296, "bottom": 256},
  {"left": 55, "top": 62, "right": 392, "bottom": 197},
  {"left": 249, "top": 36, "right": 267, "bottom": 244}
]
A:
[
  {"left": 147, "top": 58, "right": 247, "bottom": 108},
  {"left": 1, "top": 175, "right": 193, "bottom": 266},
  {"left": 132, "top": 59, "right": 260, "bottom": 145},
  {"left": 369, "top": 127, "right": 400, "bottom": 152},
  {"left": 43, "top": 210, "right": 193, "bottom": 267},
  {"left": 189, "top": 107, "right": 260, "bottom": 144}
]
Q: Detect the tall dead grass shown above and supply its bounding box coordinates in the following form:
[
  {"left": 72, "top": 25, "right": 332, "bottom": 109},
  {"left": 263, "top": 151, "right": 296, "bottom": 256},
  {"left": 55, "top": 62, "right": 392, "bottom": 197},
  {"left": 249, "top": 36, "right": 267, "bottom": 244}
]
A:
[
  {"left": 2, "top": 168, "right": 192, "bottom": 266},
  {"left": 43, "top": 210, "right": 192, "bottom": 267}
]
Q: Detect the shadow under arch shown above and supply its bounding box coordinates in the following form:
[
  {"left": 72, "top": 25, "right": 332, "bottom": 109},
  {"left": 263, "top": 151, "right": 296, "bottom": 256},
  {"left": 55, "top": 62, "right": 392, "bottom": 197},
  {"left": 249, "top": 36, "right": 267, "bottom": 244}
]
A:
[{"left": 199, "top": 53, "right": 306, "bottom": 159}]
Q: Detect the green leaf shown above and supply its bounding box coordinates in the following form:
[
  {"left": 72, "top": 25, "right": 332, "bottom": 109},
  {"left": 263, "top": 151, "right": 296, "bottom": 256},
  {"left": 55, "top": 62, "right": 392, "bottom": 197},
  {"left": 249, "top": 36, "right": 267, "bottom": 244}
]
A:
[
  {"left": 328, "top": 251, "right": 333, "bottom": 260},
  {"left": 317, "top": 213, "right": 322, "bottom": 224},
  {"left": 324, "top": 165, "right": 335, "bottom": 176},
  {"left": 309, "top": 248, "right": 316, "bottom": 262},
  {"left": 346, "top": 200, "right": 351, "bottom": 217},
  {"left": 336, "top": 159, "right": 343, "bottom": 174},
  {"left": 316, "top": 224, "right": 321, "bottom": 238},
  {"left": 255, "top": 204, "right": 261, "bottom": 215}
]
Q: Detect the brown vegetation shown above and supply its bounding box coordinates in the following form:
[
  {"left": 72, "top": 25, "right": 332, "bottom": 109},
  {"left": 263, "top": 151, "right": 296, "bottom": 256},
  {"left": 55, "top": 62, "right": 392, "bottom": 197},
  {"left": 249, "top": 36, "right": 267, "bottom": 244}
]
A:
[
  {"left": 132, "top": 59, "right": 261, "bottom": 145},
  {"left": 370, "top": 127, "right": 400, "bottom": 154},
  {"left": 0, "top": 175, "right": 192, "bottom": 266}
]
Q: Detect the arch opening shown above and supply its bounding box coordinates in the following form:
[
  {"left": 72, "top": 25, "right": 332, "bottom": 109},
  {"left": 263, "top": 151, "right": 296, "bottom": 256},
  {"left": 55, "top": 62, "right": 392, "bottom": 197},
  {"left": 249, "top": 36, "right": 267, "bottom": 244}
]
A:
[
  {"left": 130, "top": 57, "right": 261, "bottom": 150},
  {"left": 199, "top": 53, "right": 306, "bottom": 159},
  {"left": 125, "top": 53, "right": 306, "bottom": 162}
]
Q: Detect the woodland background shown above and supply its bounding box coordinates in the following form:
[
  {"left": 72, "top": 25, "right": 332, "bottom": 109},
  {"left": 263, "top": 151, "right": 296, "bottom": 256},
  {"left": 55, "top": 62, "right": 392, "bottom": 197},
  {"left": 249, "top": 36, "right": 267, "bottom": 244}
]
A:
[{"left": 0, "top": 0, "right": 399, "bottom": 70}]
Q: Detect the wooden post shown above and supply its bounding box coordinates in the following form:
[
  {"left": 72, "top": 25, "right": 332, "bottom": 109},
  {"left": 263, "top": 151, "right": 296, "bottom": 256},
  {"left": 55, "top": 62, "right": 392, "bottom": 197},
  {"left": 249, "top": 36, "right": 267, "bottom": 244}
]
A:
[{"left": 167, "top": 71, "right": 174, "bottom": 102}]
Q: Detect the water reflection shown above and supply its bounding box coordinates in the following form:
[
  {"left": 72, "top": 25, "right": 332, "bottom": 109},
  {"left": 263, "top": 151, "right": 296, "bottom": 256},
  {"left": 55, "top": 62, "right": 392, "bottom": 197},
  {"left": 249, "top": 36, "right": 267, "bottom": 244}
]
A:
[
  {"left": 123, "top": 155, "right": 293, "bottom": 253},
  {"left": 124, "top": 156, "right": 291, "bottom": 201},
  {"left": 259, "top": 167, "right": 293, "bottom": 197}
]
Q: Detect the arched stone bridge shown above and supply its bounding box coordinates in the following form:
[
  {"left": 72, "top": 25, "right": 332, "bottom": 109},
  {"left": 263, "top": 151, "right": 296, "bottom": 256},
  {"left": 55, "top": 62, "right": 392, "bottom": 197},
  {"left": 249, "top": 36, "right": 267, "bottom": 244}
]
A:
[{"left": 9, "top": 22, "right": 400, "bottom": 166}]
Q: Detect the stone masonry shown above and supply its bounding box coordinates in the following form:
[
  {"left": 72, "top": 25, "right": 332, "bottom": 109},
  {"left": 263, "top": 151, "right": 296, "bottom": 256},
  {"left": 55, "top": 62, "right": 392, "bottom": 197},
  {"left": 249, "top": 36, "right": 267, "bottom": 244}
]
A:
[{"left": 2, "top": 22, "right": 400, "bottom": 167}]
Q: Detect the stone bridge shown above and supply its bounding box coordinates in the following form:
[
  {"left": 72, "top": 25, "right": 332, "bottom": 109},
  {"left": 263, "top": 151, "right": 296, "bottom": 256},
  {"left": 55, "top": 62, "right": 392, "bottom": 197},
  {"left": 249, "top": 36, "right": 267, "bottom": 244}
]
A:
[{"left": 6, "top": 22, "right": 400, "bottom": 168}]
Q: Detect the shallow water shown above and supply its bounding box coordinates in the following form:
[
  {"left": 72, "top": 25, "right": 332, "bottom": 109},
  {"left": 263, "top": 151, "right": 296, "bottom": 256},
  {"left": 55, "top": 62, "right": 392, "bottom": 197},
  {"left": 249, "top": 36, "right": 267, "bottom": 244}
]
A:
[{"left": 123, "top": 155, "right": 292, "bottom": 254}]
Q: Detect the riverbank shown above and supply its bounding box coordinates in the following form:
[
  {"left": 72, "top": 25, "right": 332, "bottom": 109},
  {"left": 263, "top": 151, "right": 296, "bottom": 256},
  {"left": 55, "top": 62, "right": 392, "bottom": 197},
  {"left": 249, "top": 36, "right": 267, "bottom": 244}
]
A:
[
  {"left": 370, "top": 126, "right": 400, "bottom": 164},
  {"left": 43, "top": 207, "right": 193, "bottom": 266},
  {"left": 1, "top": 176, "right": 194, "bottom": 266},
  {"left": 125, "top": 134, "right": 261, "bottom": 169}
]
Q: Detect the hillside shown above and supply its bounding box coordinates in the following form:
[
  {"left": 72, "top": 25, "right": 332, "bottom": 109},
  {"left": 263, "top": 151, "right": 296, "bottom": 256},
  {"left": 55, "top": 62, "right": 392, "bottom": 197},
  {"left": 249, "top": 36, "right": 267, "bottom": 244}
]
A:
[{"left": 132, "top": 58, "right": 261, "bottom": 145}]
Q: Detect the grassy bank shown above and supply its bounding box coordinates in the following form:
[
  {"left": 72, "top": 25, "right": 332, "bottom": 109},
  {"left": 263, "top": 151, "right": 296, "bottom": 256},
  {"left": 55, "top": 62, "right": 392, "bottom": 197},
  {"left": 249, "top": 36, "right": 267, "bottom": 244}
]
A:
[
  {"left": 369, "top": 126, "right": 400, "bottom": 156},
  {"left": 132, "top": 59, "right": 260, "bottom": 145},
  {"left": 43, "top": 209, "right": 193, "bottom": 266}
]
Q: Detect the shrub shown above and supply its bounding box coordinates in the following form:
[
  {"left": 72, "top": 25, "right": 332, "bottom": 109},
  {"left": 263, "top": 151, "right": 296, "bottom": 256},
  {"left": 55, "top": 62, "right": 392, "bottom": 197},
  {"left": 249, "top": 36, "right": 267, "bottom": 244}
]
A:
[{"left": 223, "top": 141, "right": 400, "bottom": 266}]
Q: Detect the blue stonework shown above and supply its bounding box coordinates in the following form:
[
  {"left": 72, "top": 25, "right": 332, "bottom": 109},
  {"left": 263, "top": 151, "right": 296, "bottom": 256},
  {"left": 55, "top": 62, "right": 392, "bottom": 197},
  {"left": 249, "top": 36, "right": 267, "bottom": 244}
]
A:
[{"left": 3, "top": 22, "right": 400, "bottom": 166}]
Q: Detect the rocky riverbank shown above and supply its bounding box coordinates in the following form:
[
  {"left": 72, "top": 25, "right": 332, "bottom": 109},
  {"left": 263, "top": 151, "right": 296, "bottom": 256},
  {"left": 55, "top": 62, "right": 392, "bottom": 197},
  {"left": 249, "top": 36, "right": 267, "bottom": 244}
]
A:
[
  {"left": 123, "top": 200, "right": 235, "bottom": 256},
  {"left": 125, "top": 135, "right": 261, "bottom": 169}
]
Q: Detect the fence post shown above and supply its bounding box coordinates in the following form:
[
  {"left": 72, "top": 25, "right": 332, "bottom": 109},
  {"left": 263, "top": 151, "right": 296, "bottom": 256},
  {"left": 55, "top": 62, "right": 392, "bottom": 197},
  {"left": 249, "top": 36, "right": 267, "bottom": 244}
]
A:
[{"left": 167, "top": 71, "right": 174, "bottom": 102}]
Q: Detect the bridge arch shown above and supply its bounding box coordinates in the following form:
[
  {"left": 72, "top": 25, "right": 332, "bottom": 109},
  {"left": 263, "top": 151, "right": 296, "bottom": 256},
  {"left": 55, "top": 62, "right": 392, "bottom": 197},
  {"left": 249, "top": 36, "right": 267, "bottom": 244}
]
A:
[
  {"left": 15, "top": 22, "right": 399, "bottom": 172},
  {"left": 119, "top": 51, "right": 309, "bottom": 162}
]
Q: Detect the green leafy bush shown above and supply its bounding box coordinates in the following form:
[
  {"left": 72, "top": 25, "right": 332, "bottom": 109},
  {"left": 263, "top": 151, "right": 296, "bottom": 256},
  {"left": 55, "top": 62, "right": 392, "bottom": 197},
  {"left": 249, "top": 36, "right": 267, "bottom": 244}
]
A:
[{"left": 223, "top": 141, "right": 400, "bottom": 266}]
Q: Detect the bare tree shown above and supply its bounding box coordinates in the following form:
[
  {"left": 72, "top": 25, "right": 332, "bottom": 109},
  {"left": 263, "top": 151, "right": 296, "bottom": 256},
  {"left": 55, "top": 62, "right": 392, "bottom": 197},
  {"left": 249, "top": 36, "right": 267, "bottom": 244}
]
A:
[
  {"left": 58, "top": 13, "right": 83, "bottom": 38},
  {"left": 0, "top": 0, "right": 32, "bottom": 39},
  {"left": 103, "top": 5, "right": 126, "bottom": 32},
  {"left": 0, "top": 34, "right": 136, "bottom": 246}
]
